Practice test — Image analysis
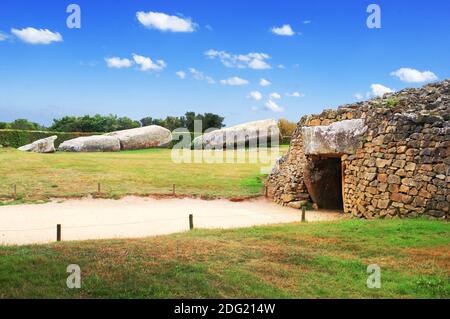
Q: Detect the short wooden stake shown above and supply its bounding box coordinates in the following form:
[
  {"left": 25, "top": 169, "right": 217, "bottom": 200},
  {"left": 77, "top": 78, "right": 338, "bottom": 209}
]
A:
[
  {"left": 189, "top": 214, "right": 194, "bottom": 230},
  {"left": 56, "top": 224, "right": 61, "bottom": 241},
  {"left": 301, "top": 206, "right": 306, "bottom": 223},
  {"left": 13, "top": 184, "right": 17, "bottom": 200},
  {"left": 265, "top": 186, "right": 268, "bottom": 198},
  {"left": 97, "top": 183, "right": 101, "bottom": 194},
  {"left": 172, "top": 184, "right": 176, "bottom": 196}
]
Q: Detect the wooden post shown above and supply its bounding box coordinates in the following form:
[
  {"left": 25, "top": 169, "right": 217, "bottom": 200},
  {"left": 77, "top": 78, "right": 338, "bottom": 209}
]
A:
[
  {"left": 189, "top": 214, "right": 194, "bottom": 230},
  {"left": 56, "top": 224, "right": 61, "bottom": 241},
  {"left": 172, "top": 184, "right": 176, "bottom": 196},
  {"left": 265, "top": 186, "right": 268, "bottom": 198},
  {"left": 301, "top": 206, "right": 306, "bottom": 223},
  {"left": 97, "top": 183, "right": 101, "bottom": 194},
  {"left": 13, "top": 184, "right": 17, "bottom": 200}
]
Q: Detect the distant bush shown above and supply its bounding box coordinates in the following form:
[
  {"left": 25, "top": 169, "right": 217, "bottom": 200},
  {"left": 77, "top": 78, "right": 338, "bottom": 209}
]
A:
[
  {"left": 0, "top": 119, "right": 45, "bottom": 131},
  {"left": 49, "top": 114, "right": 140, "bottom": 133},
  {"left": 0, "top": 129, "right": 97, "bottom": 148},
  {"left": 278, "top": 119, "right": 296, "bottom": 138},
  {"left": 140, "top": 112, "right": 225, "bottom": 133},
  {"left": 385, "top": 98, "right": 399, "bottom": 108}
]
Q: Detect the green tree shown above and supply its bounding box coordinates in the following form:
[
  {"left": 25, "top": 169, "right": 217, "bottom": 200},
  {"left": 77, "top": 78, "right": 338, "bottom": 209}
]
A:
[
  {"left": 9, "top": 119, "right": 43, "bottom": 131},
  {"left": 140, "top": 117, "right": 154, "bottom": 127},
  {"left": 117, "top": 117, "right": 140, "bottom": 130}
]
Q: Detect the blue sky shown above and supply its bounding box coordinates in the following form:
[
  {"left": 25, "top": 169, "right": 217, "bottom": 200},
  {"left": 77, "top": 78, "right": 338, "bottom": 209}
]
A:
[{"left": 0, "top": 0, "right": 449, "bottom": 127}]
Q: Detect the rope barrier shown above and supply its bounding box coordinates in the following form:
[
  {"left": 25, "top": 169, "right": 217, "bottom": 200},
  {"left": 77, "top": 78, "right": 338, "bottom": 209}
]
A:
[{"left": 0, "top": 211, "right": 301, "bottom": 233}]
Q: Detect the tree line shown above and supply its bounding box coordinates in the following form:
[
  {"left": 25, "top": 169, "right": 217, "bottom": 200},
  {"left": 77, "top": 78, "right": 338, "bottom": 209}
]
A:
[{"left": 0, "top": 112, "right": 225, "bottom": 133}]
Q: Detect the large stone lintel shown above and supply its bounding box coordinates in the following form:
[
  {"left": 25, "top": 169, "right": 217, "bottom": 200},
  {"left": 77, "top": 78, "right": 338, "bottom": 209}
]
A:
[{"left": 302, "top": 119, "right": 367, "bottom": 155}]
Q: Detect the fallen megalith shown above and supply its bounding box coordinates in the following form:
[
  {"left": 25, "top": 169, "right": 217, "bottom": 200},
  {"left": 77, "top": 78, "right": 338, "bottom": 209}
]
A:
[
  {"left": 18, "top": 136, "right": 57, "bottom": 153},
  {"left": 106, "top": 125, "right": 172, "bottom": 150},
  {"left": 58, "top": 135, "right": 121, "bottom": 152},
  {"left": 192, "top": 119, "right": 279, "bottom": 149}
]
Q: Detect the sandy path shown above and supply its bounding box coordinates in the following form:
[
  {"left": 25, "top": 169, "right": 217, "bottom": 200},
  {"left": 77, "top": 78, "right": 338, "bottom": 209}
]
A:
[{"left": 0, "top": 197, "right": 342, "bottom": 245}]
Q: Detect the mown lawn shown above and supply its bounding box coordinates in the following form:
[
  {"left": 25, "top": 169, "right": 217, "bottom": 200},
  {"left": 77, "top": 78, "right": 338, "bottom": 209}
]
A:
[
  {"left": 0, "top": 147, "right": 286, "bottom": 203},
  {"left": 0, "top": 218, "right": 448, "bottom": 298}
]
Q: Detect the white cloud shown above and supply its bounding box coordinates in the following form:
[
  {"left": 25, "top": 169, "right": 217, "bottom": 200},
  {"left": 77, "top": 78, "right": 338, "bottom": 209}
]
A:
[
  {"left": 247, "top": 91, "right": 262, "bottom": 101},
  {"left": 277, "top": 64, "right": 286, "bottom": 69},
  {"left": 370, "top": 84, "right": 394, "bottom": 97},
  {"left": 265, "top": 100, "right": 284, "bottom": 113},
  {"left": 188, "top": 68, "right": 215, "bottom": 84},
  {"left": 105, "top": 57, "right": 133, "bottom": 69},
  {"left": 205, "top": 25, "right": 213, "bottom": 31},
  {"left": 11, "top": 27, "right": 62, "bottom": 44},
  {"left": 269, "top": 92, "right": 281, "bottom": 100},
  {"left": 271, "top": 24, "right": 295, "bottom": 36},
  {"left": 250, "top": 106, "right": 258, "bottom": 112},
  {"left": 259, "top": 78, "right": 271, "bottom": 87},
  {"left": 354, "top": 93, "right": 364, "bottom": 100},
  {"left": 205, "top": 50, "right": 271, "bottom": 70},
  {"left": 176, "top": 71, "right": 186, "bottom": 79},
  {"left": 132, "top": 54, "right": 166, "bottom": 71},
  {"left": 220, "top": 76, "right": 249, "bottom": 86},
  {"left": 286, "top": 92, "right": 304, "bottom": 98},
  {"left": 0, "top": 32, "right": 8, "bottom": 41},
  {"left": 136, "top": 11, "right": 196, "bottom": 32},
  {"left": 303, "top": 20, "right": 311, "bottom": 24},
  {"left": 390, "top": 67, "right": 438, "bottom": 83}
]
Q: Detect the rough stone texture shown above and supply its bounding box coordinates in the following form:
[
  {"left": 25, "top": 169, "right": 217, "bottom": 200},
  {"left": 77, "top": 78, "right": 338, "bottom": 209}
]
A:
[
  {"left": 302, "top": 119, "right": 367, "bottom": 155},
  {"left": 18, "top": 136, "right": 57, "bottom": 153},
  {"left": 58, "top": 135, "right": 121, "bottom": 152},
  {"left": 192, "top": 119, "right": 279, "bottom": 149},
  {"left": 266, "top": 80, "right": 449, "bottom": 220},
  {"left": 107, "top": 125, "right": 172, "bottom": 150}
]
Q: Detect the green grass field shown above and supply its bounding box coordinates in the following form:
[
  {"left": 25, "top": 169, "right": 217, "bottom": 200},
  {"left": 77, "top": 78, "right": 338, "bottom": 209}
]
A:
[
  {"left": 0, "top": 147, "right": 286, "bottom": 204},
  {"left": 0, "top": 218, "right": 448, "bottom": 298}
]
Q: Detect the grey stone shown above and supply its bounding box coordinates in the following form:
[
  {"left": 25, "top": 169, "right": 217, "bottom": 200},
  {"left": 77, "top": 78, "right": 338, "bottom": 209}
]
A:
[
  {"left": 302, "top": 119, "right": 367, "bottom": 155},
  {"left": 59, "top": 135, "right": 120, "bottom": 152},
  {"left": 107, "top": 125, "right": 172, "bottom": 150},
  {"left": 192, "top": 119, "right": 279, "bottom": 149},
  {"left": 18, "top": 136, "right": 57, "bottom": 153}
]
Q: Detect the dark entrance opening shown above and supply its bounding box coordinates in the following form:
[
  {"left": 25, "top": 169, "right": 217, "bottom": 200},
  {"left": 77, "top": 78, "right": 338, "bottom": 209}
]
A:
[{"left": 304, "top": 156, "right": 344, "bottom": 210}]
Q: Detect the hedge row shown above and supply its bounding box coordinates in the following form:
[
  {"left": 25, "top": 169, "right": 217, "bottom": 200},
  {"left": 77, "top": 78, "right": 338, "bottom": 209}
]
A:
[{"left": 0, "top": 129, "right": 97, "bottom": 148}]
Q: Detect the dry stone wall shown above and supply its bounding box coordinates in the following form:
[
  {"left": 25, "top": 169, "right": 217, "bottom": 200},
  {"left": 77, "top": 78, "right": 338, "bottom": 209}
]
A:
[{"left": 267, "top": 80, "right": 449, "bottom": 219}]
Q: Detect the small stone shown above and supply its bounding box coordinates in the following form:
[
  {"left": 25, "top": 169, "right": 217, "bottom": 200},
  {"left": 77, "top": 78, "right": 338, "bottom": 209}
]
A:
[
  {"left": 392, "top": 160, "right": 406, "bottom": 168},
  {"left": 287, "top": 200, "right": 308, "bottom": 209},
  {"left": 399, "top": 185, "right": 410, "bottom": 193},
  {"left": 377, "top": 199, "right": 390, "bottom": 209},
  {"left": 391, "top": 193, "right": 403, "bottom": 202},
  {"left": 281, "top": 194, "right": 295, "bottom": 203},
  {"left": 397, "top": 146, "right": 407, "bottom": 153},
  {"left": 376, "top": 158, "right": 390, "bottom": 168},
  {"left": 387, "top": 174, "right": 401, "bottom": 184}
]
